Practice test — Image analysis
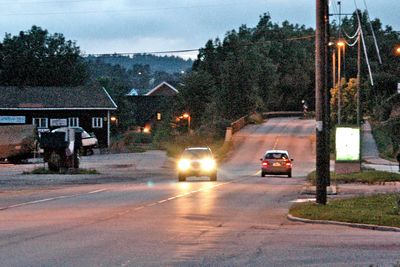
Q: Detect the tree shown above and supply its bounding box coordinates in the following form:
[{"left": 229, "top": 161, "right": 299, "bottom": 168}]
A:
[{"left": 0, "top": 25, "right": 87, "bottom": 86}]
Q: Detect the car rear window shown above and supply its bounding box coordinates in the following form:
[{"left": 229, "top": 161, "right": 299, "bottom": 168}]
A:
[
  {"left": 182, "top": 149, "right": 212, "bottom": 159},
  {"left": 265, "top": 153, "right": 288, "bottom": 160}
]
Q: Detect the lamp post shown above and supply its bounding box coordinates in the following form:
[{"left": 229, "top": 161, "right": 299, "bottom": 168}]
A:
[
  {"left": 182, "top": 113, "right": 191, "bottom": 133},
  {"left": 337, "top": 40, "right": 345, "bottom": 125}
]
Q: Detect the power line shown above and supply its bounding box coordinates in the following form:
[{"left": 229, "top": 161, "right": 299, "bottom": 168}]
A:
[
  {"left": 0, "top": 2, "right": 250, "bottom": 16},
  {"left": 82, "top": 35, "right": 315, "bottom": 57}
]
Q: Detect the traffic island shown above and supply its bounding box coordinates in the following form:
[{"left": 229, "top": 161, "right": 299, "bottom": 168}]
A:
[
  {"left": 23, "top": 167, "right": 99, "bottom": 175},
  {"left": 289, "top": 193, "right": 400, "bottom": 232}
]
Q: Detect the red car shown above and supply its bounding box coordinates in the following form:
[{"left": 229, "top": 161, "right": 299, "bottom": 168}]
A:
[{"left": 260, "top": 150, "right": 293, "bottom": 178}]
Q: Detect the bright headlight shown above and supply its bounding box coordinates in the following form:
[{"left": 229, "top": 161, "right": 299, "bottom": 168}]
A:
[
  {"left": 178, "top": 159, "right": 191, "bottom": 170},
  {"left": 201, "top": 158, "right": 216, "bottom": 171}
]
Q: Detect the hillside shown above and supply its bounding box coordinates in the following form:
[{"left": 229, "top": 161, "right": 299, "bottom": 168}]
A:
[{"left": 85, "top": 54, "right": 193, "bottom": 74}]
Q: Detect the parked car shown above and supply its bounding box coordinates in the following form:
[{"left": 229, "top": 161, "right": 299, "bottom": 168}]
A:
[
  {"left": 177, "top": 147, "right": 217, "bottom": 182},
  {"left": 52, "top": 127, "right": 98, "bottom": 156},
  {"left": 260, "top": 150, "right": 293, "bottom": 178},
  {"left": 0, "top": 125, "right": 36, "bottom": 163}
]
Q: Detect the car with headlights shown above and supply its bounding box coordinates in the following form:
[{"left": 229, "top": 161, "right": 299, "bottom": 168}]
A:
[
  {"left": 52, "top": 127, "right": 98, "bottom": 156},
  {"left": 260, "top": 150, "right": 293, "bottom": 178},
  {"left": 177, "top": 147, "right": 217, "bottom": 182}
]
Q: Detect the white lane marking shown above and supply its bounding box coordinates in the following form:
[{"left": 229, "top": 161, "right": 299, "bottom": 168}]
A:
[
  {"left": 139, "top": 181, "right": 235, "bottom": 211},
  {"left": 273, "top": 137, "right": 279, "bottom": 149},
  {"left": 253, "top": 170, "right": 261, "bottom": 176},
  {"left": 0, "top": 188, "right": 108, "bottom": 211},
  {"left": 89, "top": 189, "right": 107, "bottom": 194}
]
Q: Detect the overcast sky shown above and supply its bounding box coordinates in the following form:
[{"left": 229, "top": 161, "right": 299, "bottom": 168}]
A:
[{"left": 0, "top": 0, "right": 398, "bottom": 59}]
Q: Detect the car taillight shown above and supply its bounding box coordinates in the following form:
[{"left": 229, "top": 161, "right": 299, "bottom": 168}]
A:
[
  {"left": 285, "top": 160, "right": 292, "bottom": 167},
  {"left": 262, "top": 161, "right": 268, "bottom": 167}
]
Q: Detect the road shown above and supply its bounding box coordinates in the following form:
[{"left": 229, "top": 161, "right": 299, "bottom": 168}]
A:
[{"left": 0, "top": 117, "right": 399, "bottom": 266}]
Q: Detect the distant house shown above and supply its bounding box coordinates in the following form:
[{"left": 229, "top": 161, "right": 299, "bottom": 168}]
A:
[
  {"left": 144, "top": 82, "right": 179, "bottom": 96},
  {"left": 126, "top": 88, "right": 140, "bottom": 96},
  {"left": 126, "top": 82, "right": 179, "bottom": 130},
  {"left": 0, "top": 86, "right": 117, "bottom": 147}
]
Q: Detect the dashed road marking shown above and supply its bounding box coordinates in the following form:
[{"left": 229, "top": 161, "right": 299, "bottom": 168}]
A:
[{"left": 0, "top": 188, "right": 108, "bottom": 211}]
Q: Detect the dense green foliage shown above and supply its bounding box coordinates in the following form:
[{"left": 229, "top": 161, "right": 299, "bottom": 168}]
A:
[
  {"left": 174, "top": 11, "right": 399, "bottom": 143},
  {"left": 176, "top": 13, "right": 315, "bottom": 135},
  {"left": 330, "top": 11, "right": 400, "bottom": 125},
  {"left": 0, "top": 26, "right": 87, "bottom": 86}
]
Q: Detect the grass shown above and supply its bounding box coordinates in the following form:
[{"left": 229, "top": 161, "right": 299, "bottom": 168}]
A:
[
  {"left": 23, "top": 167, "right": 99, "bottom": 175},
  {"left": 307, "top": 170, "right": 400, "bottom": 185},
  {"left": 290, "top": 193, "right": 400, "bottom": 228}
]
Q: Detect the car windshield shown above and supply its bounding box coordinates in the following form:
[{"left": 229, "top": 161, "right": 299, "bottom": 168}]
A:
[
  {"left": 265, "top": 153, "right": 288, "bottom": 160},
  {"left": 182, "top": 149, "right": 212, "bottom": 159}
]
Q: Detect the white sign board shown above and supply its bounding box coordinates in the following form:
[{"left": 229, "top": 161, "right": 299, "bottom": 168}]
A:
[
  {"left": 0, "top": 116, "right": 26, "bottom": 124},
  {"left": 336, "top": 127, "right": 360, "bottom": 161},
  {"left": 397, "top": 83, "right": 400, "bottom": 94},
  {"left": 50, "top": 119, "right": 67, "bottom": 127}
]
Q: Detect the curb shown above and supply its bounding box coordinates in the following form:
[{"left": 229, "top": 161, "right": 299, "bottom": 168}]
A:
[{"left": 287, "top": 214, "right": 400, "bottom": 232}]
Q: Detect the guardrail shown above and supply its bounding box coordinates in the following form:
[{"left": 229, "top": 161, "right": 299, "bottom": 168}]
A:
[
  {"left": 262, "top": 111, "right": 304, "bottom": 118},
  {"left": 225, "top": 111, "right": 308, "bottom": 142},
  {"left": 231, "top": 115, "right": 249, "bottom": 134}
]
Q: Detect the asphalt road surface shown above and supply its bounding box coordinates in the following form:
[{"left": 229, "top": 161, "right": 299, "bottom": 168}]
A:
[{"left": 1, "top": 117, "right": 399, "bottom": 266}]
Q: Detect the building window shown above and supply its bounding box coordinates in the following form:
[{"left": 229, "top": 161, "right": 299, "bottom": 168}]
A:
[
  {"left": 68, "top": 117, "right": 79, "bottom": 127},
  {"left": 32, "top": 118, "right": 48, "bottom": 128},
  {"left": 92, "top": 117, "right": 103, "bottom": 128}
]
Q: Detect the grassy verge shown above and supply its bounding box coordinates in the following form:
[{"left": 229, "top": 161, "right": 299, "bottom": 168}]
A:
[
  {"left": 23, "top": 167, "right": 99, "bottom": 175},
  {"left": 290, "top": 193, "right": 400, "bottom": 228},
  {"left": 307, "top": 170, "right": 400, "bottom": 185}
]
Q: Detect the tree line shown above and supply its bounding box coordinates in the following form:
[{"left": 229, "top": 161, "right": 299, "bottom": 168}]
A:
[{"left": 0, "top": 11, "right": 398, "bottom": 140}]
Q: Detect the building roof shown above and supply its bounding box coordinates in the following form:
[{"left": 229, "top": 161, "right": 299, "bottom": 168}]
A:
[
  {"left": 0, "top": 86, "right": 117, "bottom": 110},
  {"left": 126, "top": 88, "right": 140, "bottom": 96},
  {"left": 145, "top": 81, "right": 179, "bottom": 96}
]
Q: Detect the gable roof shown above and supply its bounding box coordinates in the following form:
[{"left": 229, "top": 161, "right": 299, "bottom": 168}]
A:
[
  {"left": 145, "top": 81, "right": 179, "bottom": 96},
  {"left": 126, "top": 88, "right": 140, "bottom": 96},
  {"left": 0, "top": 86, "right": 117, "bottom": 110}
]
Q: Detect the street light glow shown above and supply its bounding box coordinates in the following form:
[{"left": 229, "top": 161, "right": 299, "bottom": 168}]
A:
[{"left": 337, "top": 40, "right": 345, "bottom": 47}]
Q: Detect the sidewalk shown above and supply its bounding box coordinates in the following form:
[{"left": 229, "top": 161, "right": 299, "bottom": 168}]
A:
[{"left": 361, "top": 121, "right": 399, "bottom": 172}]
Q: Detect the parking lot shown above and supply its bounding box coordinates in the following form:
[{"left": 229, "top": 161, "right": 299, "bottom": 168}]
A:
[{"left": 0, "top": 150, "right": 174, "bottom": 190}]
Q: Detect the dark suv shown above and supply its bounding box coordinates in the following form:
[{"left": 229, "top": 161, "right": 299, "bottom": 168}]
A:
[{"left": 177, "top": 147, "right": 217, "bottom": 182}]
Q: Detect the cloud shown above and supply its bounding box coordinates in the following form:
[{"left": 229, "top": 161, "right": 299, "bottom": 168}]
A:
[{"left": 0, "top": 0, "right": 398, "bottom": 58}]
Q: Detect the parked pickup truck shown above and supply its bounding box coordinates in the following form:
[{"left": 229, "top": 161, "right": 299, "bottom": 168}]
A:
[{"left": 0, "top": 125, "right": 37, "bottom": 163}]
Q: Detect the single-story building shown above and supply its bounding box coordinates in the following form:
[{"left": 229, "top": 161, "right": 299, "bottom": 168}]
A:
[{"left": 0, "top": 86, "right": 117, "bottom": 147}]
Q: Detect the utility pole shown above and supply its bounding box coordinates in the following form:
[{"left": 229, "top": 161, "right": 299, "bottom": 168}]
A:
[
  {"left": 324, "top": 1, "right": 331, "bottom": 186},
  {"left": 315, "top": 0, "right": 328, "bottom": 204},
  {"left": 357, "top": 30, "right": 361, "bottom": 126}
]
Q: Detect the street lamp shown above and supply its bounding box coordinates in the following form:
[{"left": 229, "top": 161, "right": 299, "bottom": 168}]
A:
[
  {"left": 395, "top": 45, "right": 400, "bottom": 56},
  {"left": 182, "top": 113, "right": 191, "bottom": 133},
  {"left": 337, "top": 40, "right": 346, "bottom": 125}
]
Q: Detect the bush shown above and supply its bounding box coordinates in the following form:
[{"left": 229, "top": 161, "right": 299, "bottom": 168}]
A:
[{"left": 123, "top": 131, "right": 152, "bottom": 144}]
